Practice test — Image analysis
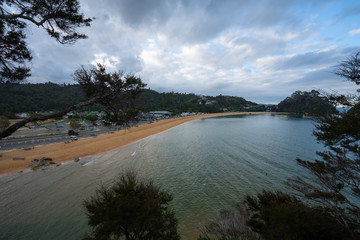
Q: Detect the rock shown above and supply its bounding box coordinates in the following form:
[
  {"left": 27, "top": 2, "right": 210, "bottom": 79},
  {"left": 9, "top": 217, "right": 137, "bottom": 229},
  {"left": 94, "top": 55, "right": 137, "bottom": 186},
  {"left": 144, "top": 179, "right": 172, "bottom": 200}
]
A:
[
  {"left": 32, "top": 158, "right": 50, "bottom": 170},
  {"left": 30, "top": 157, "right": 57, "bottom": 170},
  {"left": 74, "top": 157, "right": 80, "bottom": 162}
]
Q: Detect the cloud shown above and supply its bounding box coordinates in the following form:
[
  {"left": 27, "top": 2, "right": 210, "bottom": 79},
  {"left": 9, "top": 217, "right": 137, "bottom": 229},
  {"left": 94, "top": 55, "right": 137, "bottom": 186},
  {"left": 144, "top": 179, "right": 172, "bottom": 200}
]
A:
[
  {"left": 91, "top": 54, "right": 120, "bottom": 69},
  {"left": 23, "top": 0, "right": 359, "bottom": 103},
  {"left": 349, "top": 28, "right": 360, "bottom": 36}
]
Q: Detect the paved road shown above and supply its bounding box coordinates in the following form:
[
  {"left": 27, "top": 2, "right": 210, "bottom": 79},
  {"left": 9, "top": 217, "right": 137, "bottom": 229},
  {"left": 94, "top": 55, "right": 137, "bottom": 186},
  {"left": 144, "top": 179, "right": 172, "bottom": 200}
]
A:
[
  {"left": 0, "top": 121, "right": 151, "bottom": 152},
  {"left": 0, "top": 129, "right": 109, "bottom": 151}
]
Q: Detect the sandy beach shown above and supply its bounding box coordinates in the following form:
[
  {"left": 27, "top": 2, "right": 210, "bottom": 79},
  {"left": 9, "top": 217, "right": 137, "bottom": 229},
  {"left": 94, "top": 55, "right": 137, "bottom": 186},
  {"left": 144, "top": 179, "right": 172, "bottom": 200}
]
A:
[{"left": 0, "top": 112, "right": 277, "bottom": 175}]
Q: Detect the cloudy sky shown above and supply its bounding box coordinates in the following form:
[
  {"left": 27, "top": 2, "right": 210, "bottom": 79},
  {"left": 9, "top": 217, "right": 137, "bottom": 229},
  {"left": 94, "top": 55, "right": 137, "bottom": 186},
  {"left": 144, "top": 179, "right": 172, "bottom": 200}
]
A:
[{"left": 26, "top": 0, "right": 360, "bottom": 103}]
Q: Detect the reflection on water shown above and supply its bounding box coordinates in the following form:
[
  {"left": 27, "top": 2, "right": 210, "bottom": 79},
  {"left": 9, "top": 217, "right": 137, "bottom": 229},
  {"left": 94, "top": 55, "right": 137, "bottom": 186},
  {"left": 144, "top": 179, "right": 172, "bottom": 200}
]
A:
[{"left": 0, "top": 114, "right": 322, "bottom": 240}]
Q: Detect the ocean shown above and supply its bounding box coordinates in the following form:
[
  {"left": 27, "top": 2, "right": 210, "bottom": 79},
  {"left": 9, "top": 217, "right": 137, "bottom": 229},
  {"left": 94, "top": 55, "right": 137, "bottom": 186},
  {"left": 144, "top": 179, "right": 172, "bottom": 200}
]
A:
[{"left": 0, "top": 114, "right": 323, "bottom": 240}]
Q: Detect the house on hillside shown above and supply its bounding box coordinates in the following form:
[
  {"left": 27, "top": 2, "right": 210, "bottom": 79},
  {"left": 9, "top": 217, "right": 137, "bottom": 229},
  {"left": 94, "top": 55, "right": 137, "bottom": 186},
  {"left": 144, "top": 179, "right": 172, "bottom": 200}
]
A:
[
  {"left": 15, "top": 113, "right": 29, "bottom": 118},
  {"left": 149, "top": 111, "right": 172, "bottom": 119}
]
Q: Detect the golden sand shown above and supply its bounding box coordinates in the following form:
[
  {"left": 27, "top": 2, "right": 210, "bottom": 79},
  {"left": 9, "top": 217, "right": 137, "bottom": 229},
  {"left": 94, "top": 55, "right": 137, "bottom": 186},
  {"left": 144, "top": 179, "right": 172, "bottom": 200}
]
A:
[{"left": 0, "top": 112, "right": 277, "bottom": 175}]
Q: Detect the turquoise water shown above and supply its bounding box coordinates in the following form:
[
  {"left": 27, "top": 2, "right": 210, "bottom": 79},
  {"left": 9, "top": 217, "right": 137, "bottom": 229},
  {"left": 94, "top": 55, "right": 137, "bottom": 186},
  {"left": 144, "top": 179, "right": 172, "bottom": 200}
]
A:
[{"left": 0, "top": 114, "right": 322, "bottom": 240}]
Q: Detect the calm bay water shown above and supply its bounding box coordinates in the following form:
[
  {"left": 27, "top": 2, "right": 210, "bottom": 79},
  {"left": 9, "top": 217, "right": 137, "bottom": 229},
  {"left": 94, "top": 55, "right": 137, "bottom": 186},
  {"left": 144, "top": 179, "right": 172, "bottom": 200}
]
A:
[{"left": 0, "top": 114, "right": 323, "bottom": 240}]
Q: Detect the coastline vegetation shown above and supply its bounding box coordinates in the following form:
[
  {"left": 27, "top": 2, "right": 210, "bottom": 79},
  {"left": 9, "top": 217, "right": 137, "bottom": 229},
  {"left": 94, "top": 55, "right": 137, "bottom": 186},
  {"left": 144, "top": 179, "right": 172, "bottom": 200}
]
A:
[
  {"left": 1, "top": 1, "right": 359, "bottom": 239},
  {"left": 82, "top": 51, "right": 360, "bottom": 240},
  {"left": 275, "top": 90, "right": 337, "bottom": 115},
  {"left": 83, "top": 171, "right": 180, "bottom": 240}
]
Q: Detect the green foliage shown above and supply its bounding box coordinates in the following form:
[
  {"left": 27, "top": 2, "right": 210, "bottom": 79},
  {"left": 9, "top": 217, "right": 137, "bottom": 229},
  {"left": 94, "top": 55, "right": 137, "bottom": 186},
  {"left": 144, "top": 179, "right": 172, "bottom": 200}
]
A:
[
  {"left": 245, "top": 191, "right": 351, "bottom": 240},
  {"left": 0, "top": 115, "right": 10, "bottom": 130},
  {"left": 197, "top": 204, "right": 259, "bottom": 240},
  {"left": 334, "top": 51, "right": 360, "bottom": 85},
  {"left": 69, "top": 119, "right": 80, "bottom": 130},
  {"left": 199, "top": 191, "right": 351, "bottom": 240},
  {"left": 85, "top": 114, "right": 98, "bottom": 123},
  {"left": 0, "top": 84, "right": 263, "bottom": 116},
  {"left": 314, "top": 103, "right": 360, "bottom": 147},
  {"left": 74, "top": 64, "right": 146, "bottom": 127},
  {"left": 138, "top": 89, "right": 262, "bottom": 114},
  {"left": 288, "top": 51, "right": 360, "bottom": 239},
  {"left": 83, "top": 171, "right": 180, "bottom": 240},
  {"left": 0, "top": 65, "right": 146, "bottom": 139},
  {"left": 0, "top": 0, "right": 92, "bottom": 82},
  {"left": 0, "top": 82, "right": 89, "bottom": 115},
  {"left": 276, "top": 90, "right": 337, "bottom": 115}
]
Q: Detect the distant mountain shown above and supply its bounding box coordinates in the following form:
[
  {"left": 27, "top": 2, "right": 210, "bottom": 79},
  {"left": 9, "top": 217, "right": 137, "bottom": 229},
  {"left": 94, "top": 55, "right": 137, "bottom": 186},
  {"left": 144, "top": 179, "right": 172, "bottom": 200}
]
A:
[
  {"left": 275, "top": 90, "right": 337, "bottom": 115},
  {"left": 0, "top": 83, "right": 265, "bottom": 117}
]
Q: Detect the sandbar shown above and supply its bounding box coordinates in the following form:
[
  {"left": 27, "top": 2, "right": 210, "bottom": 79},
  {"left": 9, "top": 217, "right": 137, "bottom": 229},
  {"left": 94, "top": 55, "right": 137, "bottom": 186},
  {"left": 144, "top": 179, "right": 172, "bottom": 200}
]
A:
[{"left": 0, "top": 112, "right": 279, "bottom": 175}]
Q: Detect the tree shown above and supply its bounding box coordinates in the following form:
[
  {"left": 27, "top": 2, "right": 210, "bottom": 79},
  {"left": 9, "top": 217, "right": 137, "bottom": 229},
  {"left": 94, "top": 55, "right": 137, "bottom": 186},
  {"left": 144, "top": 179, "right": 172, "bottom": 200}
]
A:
[
  {"left": 69, "top": 118, "right": 80, "bottom": 131},
  {"left": 83, "top": 171, "right": 180, "bottom": 240},
  {"left": 197, "top": 203, "right": 259, "bottom": 240},
  {"left": 288, "top": 51, "right": 360, "bottom": 239},
  {"left": 0, "top": 64, "right": 146, "bottom": 139},
  {"left": 276, "top": 90, "right": 337, "bottom": 115},
  {"left": 0, "top": 115, "right": 9, "bottom": 130},
  {"left": 85, "top": 114, "right": 98, "bottom": 123},
  {"left": 244, "top": 191, "right": 351, "bottom": 240},
  {"left": 0, "top": 0, "right": 92, "bottom": 82},
  {"left": 198, "top": 191, "right": 350, "bottom": 240}
]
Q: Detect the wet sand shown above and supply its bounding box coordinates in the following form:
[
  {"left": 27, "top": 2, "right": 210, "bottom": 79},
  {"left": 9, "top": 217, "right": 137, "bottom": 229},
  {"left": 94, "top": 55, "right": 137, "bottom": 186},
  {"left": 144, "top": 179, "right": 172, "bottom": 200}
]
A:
[{"left": 0, "top": 112, "right": 278, "bottom": 175}]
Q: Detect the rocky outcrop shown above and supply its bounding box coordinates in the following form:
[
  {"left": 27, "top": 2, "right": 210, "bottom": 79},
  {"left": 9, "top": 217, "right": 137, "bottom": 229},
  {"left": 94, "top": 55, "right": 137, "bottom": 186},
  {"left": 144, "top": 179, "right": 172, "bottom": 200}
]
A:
[{"left": 29, "top": 157, "right": 59, "bottom": 170}]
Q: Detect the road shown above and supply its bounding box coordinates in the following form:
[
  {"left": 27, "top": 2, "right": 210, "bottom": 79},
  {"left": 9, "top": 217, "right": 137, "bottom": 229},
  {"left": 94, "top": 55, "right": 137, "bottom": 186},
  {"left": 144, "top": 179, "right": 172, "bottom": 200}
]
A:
[
  {"left": 0, "top": 128, "right": 109, "bottom": 151},
  {"left": 0, "top": 121, "right": 150, "bottom": 151}
]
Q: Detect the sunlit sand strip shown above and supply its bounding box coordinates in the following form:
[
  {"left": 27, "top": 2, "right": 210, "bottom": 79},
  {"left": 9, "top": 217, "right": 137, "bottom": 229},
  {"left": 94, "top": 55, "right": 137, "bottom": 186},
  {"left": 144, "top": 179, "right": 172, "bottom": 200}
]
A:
[{"left": 0, "top": 112, "right": 283, "bottom": 175}]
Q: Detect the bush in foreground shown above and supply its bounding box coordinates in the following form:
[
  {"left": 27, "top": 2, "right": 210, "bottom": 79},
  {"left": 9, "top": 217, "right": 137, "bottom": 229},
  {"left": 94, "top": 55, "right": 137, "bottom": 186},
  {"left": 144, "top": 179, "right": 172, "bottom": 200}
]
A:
[
  {"left": 199, "top": 191, "right": 351, "bottom": 240},
  {"left": 83, "top": 171, "right": 180, "bottom": 240}
]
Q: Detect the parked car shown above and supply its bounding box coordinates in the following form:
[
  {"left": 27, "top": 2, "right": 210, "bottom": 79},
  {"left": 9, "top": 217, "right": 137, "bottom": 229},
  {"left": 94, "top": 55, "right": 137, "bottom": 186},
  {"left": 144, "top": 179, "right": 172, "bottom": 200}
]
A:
[{"left": 70, "top": 135, "right": 78, "bottom": 141}]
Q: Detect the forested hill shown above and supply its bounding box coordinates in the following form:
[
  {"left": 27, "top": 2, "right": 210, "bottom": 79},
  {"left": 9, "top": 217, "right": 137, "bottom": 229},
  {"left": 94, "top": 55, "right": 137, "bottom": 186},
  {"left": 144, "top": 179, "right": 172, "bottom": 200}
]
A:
[
  {"left": 275, "top": 90, "right": 337, "bottom": 115},
  {"left": 0, "top": 83, "right": 263, "bottom": 116},
  {"left": 138, "top": 89, "right": 263, "bottom": 114},
  {"left": 0, "top": 83, "right": 87, "bottom": 115}
]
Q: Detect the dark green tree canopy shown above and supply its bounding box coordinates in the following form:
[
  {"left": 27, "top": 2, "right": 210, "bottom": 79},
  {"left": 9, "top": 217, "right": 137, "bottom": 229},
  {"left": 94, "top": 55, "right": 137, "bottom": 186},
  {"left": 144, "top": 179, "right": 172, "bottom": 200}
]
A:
[
  {"left": 0, "top": 65, "right": 146, "bottom": 139},
  {"left": 288, "top": 50, "right": 360, "bottom": 239},
  {"left": 0, "top": 0, "right": 92, "bottom": 82},
  {"left": 83, "top": 171, "right": 180, "bottom": 240},
  {"left": 276, "top": 90, "right": 337, "bottom": 115},
  {"left": 199, "top": 191, "right": 351, "bottom": 240},
  {"left": 245, "top": 191, "right": 351, "bottom": 240},
  {"left": 75, "top": 64, "right": 147, "bottom": 126},
  {"left": 335, "top": 51, "right": 360, "bottom": 85}
]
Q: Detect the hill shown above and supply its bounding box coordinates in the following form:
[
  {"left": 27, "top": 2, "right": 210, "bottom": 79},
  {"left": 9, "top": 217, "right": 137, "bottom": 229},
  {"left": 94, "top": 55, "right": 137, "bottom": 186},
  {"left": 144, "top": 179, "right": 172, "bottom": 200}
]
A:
[
  {"left": 138, "top": 89, "right": 264, "bottom": 114},
  {"left": 0, "top": 83, "right": 264, "bottom": 117},
  {"left": 275, "top": 90, "right": 337, "bottom": 115}
]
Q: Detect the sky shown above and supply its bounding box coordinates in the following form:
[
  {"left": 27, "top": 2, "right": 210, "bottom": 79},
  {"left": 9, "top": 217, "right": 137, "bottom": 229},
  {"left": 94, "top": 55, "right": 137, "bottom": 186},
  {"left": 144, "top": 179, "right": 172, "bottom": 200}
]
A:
[{"left": 26, "top": 0, "right": 360, "bottom": 104}]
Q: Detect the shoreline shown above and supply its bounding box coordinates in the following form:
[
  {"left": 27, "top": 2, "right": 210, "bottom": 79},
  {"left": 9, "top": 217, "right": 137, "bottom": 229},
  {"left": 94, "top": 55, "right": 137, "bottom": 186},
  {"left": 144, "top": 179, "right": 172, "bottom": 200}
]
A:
[{"left": 0, "top": 112, "right": 282, "bottom": 175}]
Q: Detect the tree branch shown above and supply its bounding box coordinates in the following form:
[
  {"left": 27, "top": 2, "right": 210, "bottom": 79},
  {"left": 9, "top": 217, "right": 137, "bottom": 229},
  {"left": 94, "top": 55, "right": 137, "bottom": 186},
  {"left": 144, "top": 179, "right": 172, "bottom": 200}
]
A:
[{"left": 0, "top": 96, "right": 101, "bottom": 139}]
